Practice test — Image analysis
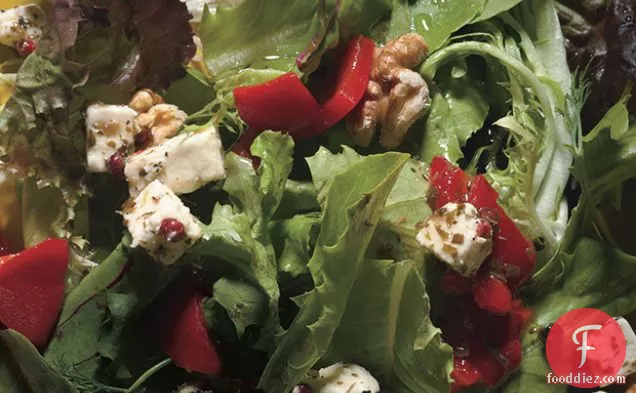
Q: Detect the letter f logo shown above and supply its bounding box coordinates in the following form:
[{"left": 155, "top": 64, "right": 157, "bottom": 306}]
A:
[{"left": 572, "top": 325, "right": 602, "bottom": 368}]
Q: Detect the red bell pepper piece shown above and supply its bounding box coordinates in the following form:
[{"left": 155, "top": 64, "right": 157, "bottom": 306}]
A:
[
  {"left": 160, "top": 275, "right": 222, "bottom": 376},
  {"left": 457, "top": 341, "right": 506, "bottom": 389},
  {"left": 508, "top": 301, "right": 533, "bottom": 339},
  {"left": 233, "top": 72, "right": 321, "bottom": 135},
  {"left": 498, "top": 338, "right": 523, "bottom": 373},
  {"left": 306, "top": 35, "right": 375, "bottom": 138},
  {"left": 472, "top": 275, "right": 512, "bottom": 315},
  {"left": 451, "top": 357, "right": 482, "bottom": 393},
  {"left": 468, "top": 176, "right": 536, "bottom": 289},
  {"left": 470, "top": 344, "right": 506, "bottom": 388},
  {"left": 232, "top": 35, "right": 374, "bottom": 150},
  {"left": 0, "top": 238, "right": 69, "bottom": 347},
  {"left": 428, "top": 156, "right": 470, "bottom": 209}
]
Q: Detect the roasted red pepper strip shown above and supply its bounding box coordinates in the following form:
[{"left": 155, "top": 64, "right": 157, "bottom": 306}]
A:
[
  {"left": 232, "top": 35, "right": 374, "bottom": 149},
  {"left": 0, "top": 238, "right": 69, "bottom": 348},
  {"left": 428, "top": 156, "right": 470, "bottom": 209},
  {"left": 160, "top": 275, "right": 222, "bottom": 376},
  {"left": 233, "top": 72, "right": 321, "bottom": 135},
  {"left": 305, "top": 35, "right": 375, "bottom": 138},
  {"left": 467, "top": 175, "right": 536, "bottom": 289}
]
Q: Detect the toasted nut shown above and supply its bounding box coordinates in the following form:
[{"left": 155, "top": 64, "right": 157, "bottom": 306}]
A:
[
  {"left": 348, "top": 33, "right": 430, "bottom": 148},
  {"left": 128, "top": 89, "right": 165, "bottom": 113},
  {"left": 134, "top": 104, "right": 186, "bottom": 145}
]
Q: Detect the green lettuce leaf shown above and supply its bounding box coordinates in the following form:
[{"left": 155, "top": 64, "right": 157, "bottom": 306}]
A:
[
  {"left": 571, "top": 88, "right": 635, "bottom": 204},
  {"left": 388, "top": 0, "right": 487, "bottom": 49},
  {"left": 0, "top": 330, "right": 74, "bottom": 393},
  {"left": 323, "top": 259, "right": 453, "bottom": 393},
  {"left": 45, "top": 242, "right": 130, "bottom": 381},
  {"left": 199, "top": 0, "right": 317, "bottom": 76},
  {"left": 308, "top": 146, "right": 429, "bottom": 227},
  {"left": 419, "top": 62, "right": 489, "bottom": 163},
  {"left": 270, "top": 213, "right": 322, "bottom": 278},
  {"left": 199, "top": 0, "right": 391, "bottom": 78},
  {"left": 97, "top": 258, "right": 182, "bottom": 363},
  {"left": 258, "top": 152, "right": 409, "bottom": 393},
  {"left": 46, "top": 239, "right": 180, "bottom": 385},
  {"left": 306, "top": 146, "right": 364, "bottom": 207},
  {"left": 275, "top": 180, "right": 320, "bottom": 219},
  {"left": 211, "top": 277, "right": 269, "bottom": 338},
  {"left": 191, "top": 131, "right": 295, "bottom": 352}
]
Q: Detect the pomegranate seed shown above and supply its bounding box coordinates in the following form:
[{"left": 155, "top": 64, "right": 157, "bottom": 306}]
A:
[
  {"left": 134, "top": 128, "right": 153, "bottom": 150},
  {"left": 475, "top": 220, "right": 492, "bottom": 238},
  {"left": 158, "top": 218, "right": 186, "bottom": 242},
  {"left": 106, "top": 151, "right": 125, "bottom": 179},
  {"left": 16, "top": 39, "right": 36, "bottom": 57}
]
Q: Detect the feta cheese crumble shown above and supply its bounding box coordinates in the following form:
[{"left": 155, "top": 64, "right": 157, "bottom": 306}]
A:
[
  {"left": 416, "top": 202, "right": 493, "bottom": 276},
  {"left": 0, "top": 4, "right": 46, "bottom": 48},
  {"left": 296, "top": 363, "right": 380, "bottom": 393},
  {"left": 124, "top": 127, "right": 226, "bottom": 196},
  {"left": 122, "top": 180, "right": 202, "bottom": 265},
  {"left": 86, "top": 104, "right": 138, "bottom": 173}
]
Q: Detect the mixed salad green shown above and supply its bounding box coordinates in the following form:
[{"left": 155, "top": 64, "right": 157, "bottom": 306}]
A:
[{"left": 0, "top": 0, "right": 635, "bottom": 392}]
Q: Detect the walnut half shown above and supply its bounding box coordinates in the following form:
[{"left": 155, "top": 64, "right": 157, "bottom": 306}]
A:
[
  {"left": 347, "top": 33, "right": 430, "bottom": 148},
  {"left": 128, "top": 89, "right": 187, "bottom": 146}
]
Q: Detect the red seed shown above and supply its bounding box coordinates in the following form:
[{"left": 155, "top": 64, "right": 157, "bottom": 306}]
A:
[
  {"left": 134, "top": 128, "right": 153, "bottom": 150},
  {"left": 158, "top": 218, "right": 186, "bottom": 242},
  {"left": 15, "top": 39, "right": 36, "bottom": 57},
  {"left": 106, "top": 151, "right": 125, "bottom": 179}
]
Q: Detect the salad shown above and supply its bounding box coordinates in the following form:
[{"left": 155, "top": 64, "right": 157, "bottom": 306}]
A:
[{"left": 0, "top": 0, "right": 635, "bottom": 392}]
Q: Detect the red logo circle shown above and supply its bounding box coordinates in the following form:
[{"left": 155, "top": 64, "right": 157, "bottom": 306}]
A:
[{"left": 546, "top": 308, "right": 626, "bottom": 388}]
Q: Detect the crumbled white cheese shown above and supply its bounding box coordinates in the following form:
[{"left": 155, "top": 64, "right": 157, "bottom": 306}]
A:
[
  {"left": 85, "top": 103, "right": 138, "bottom": 173},
  {"left": 122, "top": 180, "right": 202, "bottom": 265},
  {"left": 416, "top": 202, "right": 493, "bottom": 277},
  {"left": 0, "top": 4, "right": 46, "bottom": 48},
  {"left": 297, "top": 363, "right": 380, "bottom": 393},
  {"left": 124, "top": 127, "right": 226, "bottom": 196}
]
